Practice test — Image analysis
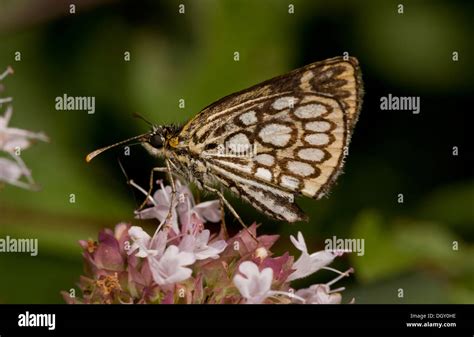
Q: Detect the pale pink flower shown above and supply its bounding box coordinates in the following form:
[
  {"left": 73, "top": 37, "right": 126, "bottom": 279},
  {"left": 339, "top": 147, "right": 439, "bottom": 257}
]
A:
[
  {"left": 0, "top": 157, "right": 34, "bottom": 189},
  {"left": 0, "top": 67, "right": 48, "bottom": 190},
  {"left": 293, "top": 268, "right": 354, "bottom": 304},
  {"left": 148, "top": 245, "right": 195, "bottom": 286},
  {"left": 174, "top": 182, "right": 221, "bottom": 229},
  {"left": 65, "top": 183, "right": 354, "bottom": 304},
  {"left": 233, "top": 261, "right": 305, "bottom": 304},
  {"left": 134, "top": 183, "right": 180, "bottom": 233},
  {"left": 128, "top": 226, "right": 166, "bottom": 258},
  {"left": 294, "top": 284, "right": 342, "bottom": 304},
  {"left": 133, "top": 180, "right": 221, "bottom": 234},
  {"left": 287, "top": 231, "right": 340, "bottom": 281},
  {"left": 179, "top": 229, "right": 227, "bottom": 260},
  {"left": 233, "top": 261, "right": 273, "bottom": 304},
  {"left": 0, "top": 105, "right": 48, "bottom": 153}
]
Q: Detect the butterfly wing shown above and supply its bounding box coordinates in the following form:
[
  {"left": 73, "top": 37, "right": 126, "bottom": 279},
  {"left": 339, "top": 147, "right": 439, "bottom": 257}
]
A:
[
  {"left": 181, "top": 56, "right": 362, "bottom": 136},
  {"left": 176, "top": 57, "right": 363, "bottom": 222}
]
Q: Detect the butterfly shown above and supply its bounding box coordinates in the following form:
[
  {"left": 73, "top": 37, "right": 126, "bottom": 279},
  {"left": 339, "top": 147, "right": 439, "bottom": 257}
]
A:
[{"left": 86, "top": 56, "right": 363, "bottom": 226}]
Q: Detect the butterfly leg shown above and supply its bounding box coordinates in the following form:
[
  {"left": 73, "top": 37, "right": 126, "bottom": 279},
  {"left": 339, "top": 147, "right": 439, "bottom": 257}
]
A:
[
  {"left": 219, "top": 186, "right": 229, "bottom": 239},
  {"left": 136, "top": 166, "right": 169, "bottom": 211},
  {"left": 203, "top": 184, "right": 257, "bottom": 241},
  {"left": 162, "top": 159, "right": 177, "bottom": 230}
]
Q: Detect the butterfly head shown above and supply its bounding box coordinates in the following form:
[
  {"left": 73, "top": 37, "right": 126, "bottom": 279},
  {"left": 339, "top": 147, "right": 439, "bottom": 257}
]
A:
[
  {"left": 85, "top": 125, "right": 180, "bottom": 162},
  {"left": 147, "top": 125, "right": 166, "bottom": 149},
  {"left": 147, "top": 125, "right": 181, "bottom": 150}
]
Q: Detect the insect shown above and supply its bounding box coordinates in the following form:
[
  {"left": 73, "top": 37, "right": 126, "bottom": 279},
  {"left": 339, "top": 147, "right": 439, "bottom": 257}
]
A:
[{"left": 86, "top": 56, "right": 363, "bottom": 228}]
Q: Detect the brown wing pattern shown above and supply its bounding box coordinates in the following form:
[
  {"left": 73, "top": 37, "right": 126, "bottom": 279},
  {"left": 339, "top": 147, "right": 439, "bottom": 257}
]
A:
[
  {"left": 175, "top": 56, "right": 363, "bottom": 222},
  {"left": 181, "top": 56, "right": 362, "bottom": 136}
]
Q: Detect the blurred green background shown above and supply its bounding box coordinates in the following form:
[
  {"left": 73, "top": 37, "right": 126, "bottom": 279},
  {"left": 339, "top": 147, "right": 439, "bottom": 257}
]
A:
[{"left": 0, "top": 0, "right": 472, "bottom": 303}]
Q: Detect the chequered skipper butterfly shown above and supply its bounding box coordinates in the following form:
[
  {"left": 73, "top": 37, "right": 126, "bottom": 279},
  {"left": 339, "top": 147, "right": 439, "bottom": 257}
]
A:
[{"left": 86, "top": 56, "right": 363, "bottom": 227}]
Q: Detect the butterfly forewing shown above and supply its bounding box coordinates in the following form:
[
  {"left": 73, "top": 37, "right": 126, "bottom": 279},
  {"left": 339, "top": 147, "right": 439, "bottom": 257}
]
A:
[{"left": 174, "top": 56, "right": 363, "bottom": 222}]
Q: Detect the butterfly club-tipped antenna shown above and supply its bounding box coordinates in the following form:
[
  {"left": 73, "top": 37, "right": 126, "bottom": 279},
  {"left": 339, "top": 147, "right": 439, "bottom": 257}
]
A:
[
  {"left": 85, "top": 132, "right": 152, "bottom": 163},
  {"left": 132, "top": 112, "right": 155, "bottom": 127}
]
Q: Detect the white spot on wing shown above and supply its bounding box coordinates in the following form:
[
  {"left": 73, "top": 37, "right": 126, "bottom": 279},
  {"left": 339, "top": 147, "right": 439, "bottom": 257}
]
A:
[
  {"left": 227, "top": 133, "right": 252, "bottom": 154},
  {"left": 305, "top": 133, "right": 330, "bottom": 146},
  {"left": 272, "top": 96, "right": 298, "bottom": 110},
  {"left": 228, "top": 133, "right": 250, "bottom": 146},
  {"left": 255, "top": 167, "right": 272, "bottom": 181},
  {"left": 297, "top": 148, "right": 325, "bottom": 162},
  {"left": 239, "top": 111, "right": 258, "bottom": 125},
  {"left": 298, "top": 147, "right": 324, "bottom": 162},
  {"left": 259, "top": 123, "right": 292, "bottom": 147},
  {"left": 305, "top": 121, "right": 331, "bottom": 132},
  {"left": 255, "top": 153, "right": 275, "bottom": 167},
  {"left": 294, "top": 104, "right": 327, "bottom": 119},
  {"left": 281, "top": 175, "right": 300, "bottom": 190},
  {"left": 287, "top": 161, "right": 315, "bottom": 177}
]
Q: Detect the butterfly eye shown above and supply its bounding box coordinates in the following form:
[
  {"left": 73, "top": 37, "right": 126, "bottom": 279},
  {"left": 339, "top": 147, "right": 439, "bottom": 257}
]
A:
[{"left": 149, "top": 134, "right": 163, "bottom": 148}]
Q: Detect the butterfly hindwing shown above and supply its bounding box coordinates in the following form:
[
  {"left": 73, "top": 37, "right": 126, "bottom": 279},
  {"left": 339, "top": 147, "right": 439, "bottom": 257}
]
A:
[{"left": 173, "top": 56, "right": 363, "bottom": 222}]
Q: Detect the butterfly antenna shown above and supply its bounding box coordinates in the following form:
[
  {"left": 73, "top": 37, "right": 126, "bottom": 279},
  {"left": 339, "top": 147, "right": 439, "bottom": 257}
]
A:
[
  {"left": 132, "top": 112, "right": 154, "bottom": 127},
  {"left": 86, "top": 132, "right": 151, "bottom": 162}
]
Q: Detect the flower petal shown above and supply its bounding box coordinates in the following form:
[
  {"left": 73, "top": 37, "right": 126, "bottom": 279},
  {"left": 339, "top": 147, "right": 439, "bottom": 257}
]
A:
[
  {"left": 233, "top": 274, "right": 251, "bottom": 299},
  {"left": 193, "top": 200, "right": 221, "bottom": 223},
  {"left": 165, "top": 267, "right": 193, "bottom": 284},
  {"left": 238, "top": 261, "right": 260, "bottom": 278},
  {"left": 259, "top": 268, "right": 274, "bottom": 293},
  {"left": 0, "top": 157, "right": 24, "bottom": 181},
  {"left": 177, "top": 250, "right": 196, "bottom": 266},
  {"left": 290, "top": 231, "right": 308, "bottom": 253}
]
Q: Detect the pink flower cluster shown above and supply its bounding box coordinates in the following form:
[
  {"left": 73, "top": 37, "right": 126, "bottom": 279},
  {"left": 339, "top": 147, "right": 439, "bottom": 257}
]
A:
[{"left": 63, "top": 181, "right": 353, "bottom": 304}]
